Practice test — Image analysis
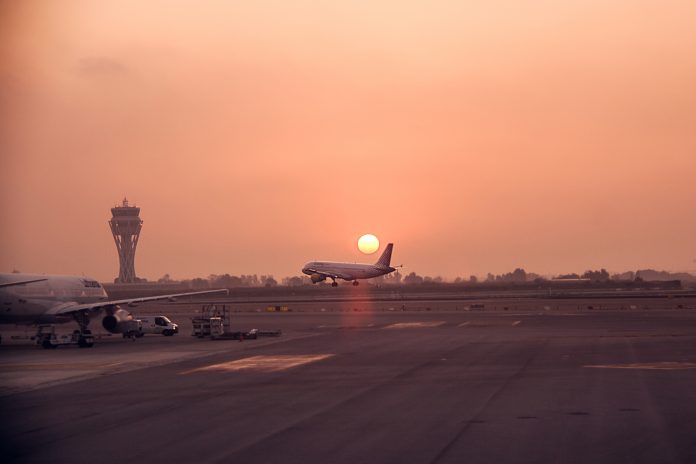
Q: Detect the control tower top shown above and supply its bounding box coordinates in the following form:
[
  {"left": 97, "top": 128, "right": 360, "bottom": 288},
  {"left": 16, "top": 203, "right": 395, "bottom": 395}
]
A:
[{"left": 111, "top": 197, "right": 140, "bottom": 217}]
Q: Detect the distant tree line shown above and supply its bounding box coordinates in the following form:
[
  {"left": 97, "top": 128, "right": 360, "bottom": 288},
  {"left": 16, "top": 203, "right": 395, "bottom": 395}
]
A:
[{"left": 136, "top": 267, "right": 696, "bottom": 289}]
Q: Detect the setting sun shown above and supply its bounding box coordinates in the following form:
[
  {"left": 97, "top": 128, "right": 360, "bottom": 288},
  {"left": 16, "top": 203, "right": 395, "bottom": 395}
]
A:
[{"left": 358, "top": 234, "right": 380, "bottom": 254}]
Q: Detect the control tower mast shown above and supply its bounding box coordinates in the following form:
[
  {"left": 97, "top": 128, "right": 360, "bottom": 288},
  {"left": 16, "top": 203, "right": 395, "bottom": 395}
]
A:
[{"left": 109, "top": 198, "right": 143, "bottom": 283}]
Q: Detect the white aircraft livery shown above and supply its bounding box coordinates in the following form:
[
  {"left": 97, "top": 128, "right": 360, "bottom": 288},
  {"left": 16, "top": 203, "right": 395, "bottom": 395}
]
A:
[
  {"left": 302, "top": 243, "right": 397, "bottom": 287},
  {"left": 0, "top": 273, "right": 227, "bottom": 347}
]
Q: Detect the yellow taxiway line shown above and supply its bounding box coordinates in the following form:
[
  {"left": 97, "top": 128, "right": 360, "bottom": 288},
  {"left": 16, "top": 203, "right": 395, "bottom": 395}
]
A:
[{"left": 181, "top": 354, "right": 334, "bottom": 375}]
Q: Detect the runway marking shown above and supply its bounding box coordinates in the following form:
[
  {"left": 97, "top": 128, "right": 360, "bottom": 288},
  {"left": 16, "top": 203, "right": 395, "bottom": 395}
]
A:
[
  {"left": 458, "top": 320, "right": 521, "bottom": 327},
  {"left": 316, "top": 324, "right": 374, "bottom": 329},
  {"left": 584, "top": 362, "right": 696, "bottom": 370},
  {"left": 0, "top": 362, "right": 122, "bottom": 371},
  {"left": 181, "top": 354, "right": 334, "bottom": 374},
  {"left": 384, "top": 321, "right": 445, "bottom": 329}
]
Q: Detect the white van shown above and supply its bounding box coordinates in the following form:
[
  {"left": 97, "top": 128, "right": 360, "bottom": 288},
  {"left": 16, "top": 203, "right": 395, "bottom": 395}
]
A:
[{"left": 136, "top": 316, "right": 179, "bottom": 336}]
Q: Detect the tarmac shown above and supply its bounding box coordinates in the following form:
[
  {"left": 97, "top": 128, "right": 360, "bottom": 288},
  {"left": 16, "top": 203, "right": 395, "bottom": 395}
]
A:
[{"left": 2, "top": 298, "right": 696, "bottom": 463}]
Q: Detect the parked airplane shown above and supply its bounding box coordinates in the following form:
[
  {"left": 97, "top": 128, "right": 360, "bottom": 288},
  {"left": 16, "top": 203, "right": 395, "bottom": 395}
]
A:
[
  {"left": 0, "top": 273, "right": 227, "bottom": 347},
  {"left": 302, "top": 243, "right": 398, "bottom": 287}
]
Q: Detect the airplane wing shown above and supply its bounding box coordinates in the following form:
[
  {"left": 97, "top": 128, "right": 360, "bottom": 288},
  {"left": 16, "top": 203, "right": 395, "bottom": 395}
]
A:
[
  {"left": 0, "top": 278, "right": 49, "bottom": 288},
  {"left": 46, "top": 288, "right": 229, "bottom": 317},
  {"left": 304, "top": 268, "right": 353, "bottom": 281}
]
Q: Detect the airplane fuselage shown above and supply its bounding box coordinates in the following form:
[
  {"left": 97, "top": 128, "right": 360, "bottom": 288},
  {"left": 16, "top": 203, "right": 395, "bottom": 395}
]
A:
[
  {"left": 301, "top": 262, "right": 395, "bottom": 281},
  {"left": 302, "top": 242, "right": 397, "bottom": 285},
  {"left": 0, "top": 273, "right": 108, "bottom": 324}
]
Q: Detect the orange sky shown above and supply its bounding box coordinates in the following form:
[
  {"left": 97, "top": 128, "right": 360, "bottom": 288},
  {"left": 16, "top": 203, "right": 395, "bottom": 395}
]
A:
[{"left": 1, "top": 0, "right": 695, "bottom": 281}]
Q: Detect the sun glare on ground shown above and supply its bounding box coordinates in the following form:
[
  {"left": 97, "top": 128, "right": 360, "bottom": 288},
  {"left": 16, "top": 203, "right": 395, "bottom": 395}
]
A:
[{"left": 358, "top": 234, "right": 380, "bottom": 254}]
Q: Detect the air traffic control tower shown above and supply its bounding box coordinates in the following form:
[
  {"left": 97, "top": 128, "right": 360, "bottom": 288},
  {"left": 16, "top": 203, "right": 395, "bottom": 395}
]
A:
[{"left": 109, "top": 198, "right": 143, "bottom": 283}]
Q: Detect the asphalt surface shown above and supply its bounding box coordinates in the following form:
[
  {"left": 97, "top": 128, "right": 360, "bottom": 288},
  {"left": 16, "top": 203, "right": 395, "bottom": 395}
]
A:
[{"left": 2, "top": 305, "right": 696, "bottom": 463}]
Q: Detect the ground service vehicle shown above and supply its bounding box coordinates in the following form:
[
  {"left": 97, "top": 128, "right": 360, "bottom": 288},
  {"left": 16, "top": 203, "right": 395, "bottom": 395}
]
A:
[
  {"left": 136, "top": 316, "right": 179, "bottom": 336},
  {"left": 36, "top": 326, "right": 95, "bottom": 349}
]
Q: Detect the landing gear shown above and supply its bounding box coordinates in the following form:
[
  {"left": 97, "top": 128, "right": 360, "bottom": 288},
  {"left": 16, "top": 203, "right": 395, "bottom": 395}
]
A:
[
  {"left": 76, "top": 329, "right": 94, "bottom": 348},
  {"left": 352, "top": 280, "right": 359, "bottom": 286},
  {"left": 73, "top": 313, "right": 94, "bottom": 348},
  {"left": 122, "top": 330, "right": 140, "bottom": 341},
  {"left": 331, "top": 281, "right": 338, "bottom": 287}
]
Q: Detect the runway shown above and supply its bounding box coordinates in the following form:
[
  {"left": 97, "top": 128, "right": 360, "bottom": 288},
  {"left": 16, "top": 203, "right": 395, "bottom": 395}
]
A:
[{"left": 2, "top": 304, "right": 696, "bottom": 463}]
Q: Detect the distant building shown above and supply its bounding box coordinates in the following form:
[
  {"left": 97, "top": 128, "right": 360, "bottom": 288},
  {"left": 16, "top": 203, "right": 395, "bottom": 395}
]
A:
[{"left": 109, "top": 198, "right": 143, "bottom": 283}]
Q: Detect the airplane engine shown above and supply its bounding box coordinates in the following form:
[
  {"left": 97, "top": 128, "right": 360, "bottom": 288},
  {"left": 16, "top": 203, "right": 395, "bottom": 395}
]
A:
[
  {"left": 310, "top": 273, "right": 326, "bottom": 283},
  {"left": 102, "top": 308, "right": 139, "bottom": 334}
]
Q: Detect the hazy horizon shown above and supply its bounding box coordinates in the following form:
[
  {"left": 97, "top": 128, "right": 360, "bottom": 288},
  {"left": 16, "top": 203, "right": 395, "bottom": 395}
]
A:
[{"left": 2, "top": 1, "right": 695, "bottom": 282}]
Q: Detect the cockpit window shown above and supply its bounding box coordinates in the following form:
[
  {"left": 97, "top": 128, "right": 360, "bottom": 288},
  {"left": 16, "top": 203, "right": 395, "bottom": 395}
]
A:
[{"left": 82, "top": 280, "right": 101, "bottom": 288}]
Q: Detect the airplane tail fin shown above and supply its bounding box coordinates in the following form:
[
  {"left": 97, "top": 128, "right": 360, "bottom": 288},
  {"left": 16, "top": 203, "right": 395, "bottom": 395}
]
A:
[{"left": 375, "top": 243, "right": 393, "bottom": 268}]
